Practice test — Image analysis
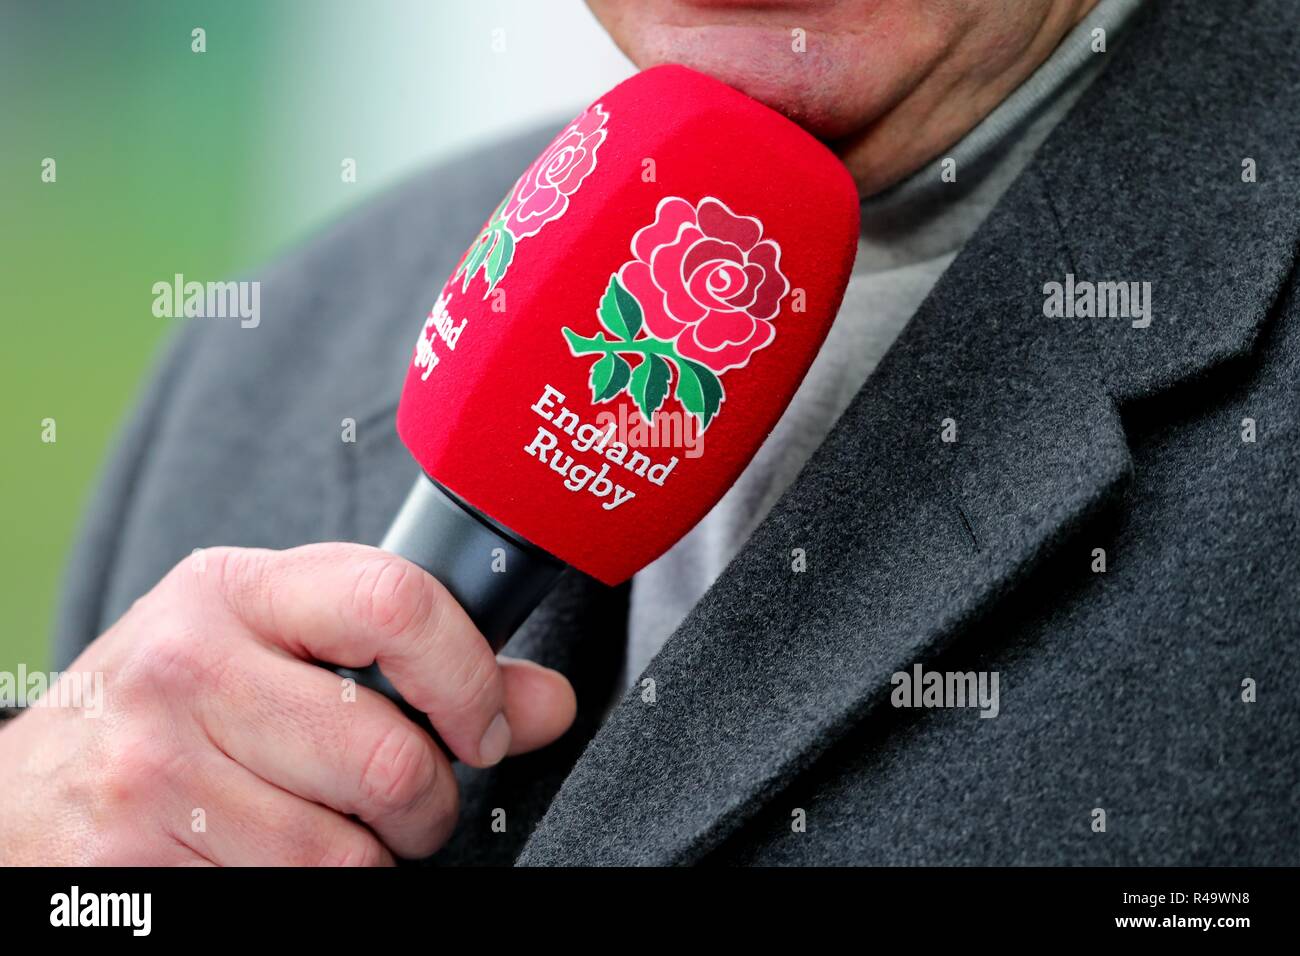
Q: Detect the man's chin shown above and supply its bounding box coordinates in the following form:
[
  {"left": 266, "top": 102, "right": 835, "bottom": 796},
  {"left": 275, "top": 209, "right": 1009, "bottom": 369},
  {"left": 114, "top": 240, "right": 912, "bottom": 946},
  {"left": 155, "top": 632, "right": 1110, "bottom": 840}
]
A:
[{"left": 621, "top": 23, "right": 895, "bottom": 142}]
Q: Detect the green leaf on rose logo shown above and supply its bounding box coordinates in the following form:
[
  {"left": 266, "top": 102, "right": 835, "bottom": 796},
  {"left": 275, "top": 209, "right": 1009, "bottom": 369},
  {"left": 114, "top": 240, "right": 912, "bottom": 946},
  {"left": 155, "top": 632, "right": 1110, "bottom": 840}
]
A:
[
  {"left": 629, "top": 352, "right": 671, "bottom": 420},
  {"left": 562, "top": 272, "right": 727, "bottom": 432},
  {"left": 673, "top": 358, "right": 724, "bottom": 431},
  {"left": 455, "top": 194, "right": 515, "bottom": 295},
  {"left": 456, "top": 231, "right": 490, "bottom": 292},
  {"left": 598, "top": 274, "right": 642, "bottom": 340},
  {"left": 483, "top": 227, "right": 514, "bottom": 291},
  {"left": 589, "top": 351, "right": 631, "bottom": 402}
]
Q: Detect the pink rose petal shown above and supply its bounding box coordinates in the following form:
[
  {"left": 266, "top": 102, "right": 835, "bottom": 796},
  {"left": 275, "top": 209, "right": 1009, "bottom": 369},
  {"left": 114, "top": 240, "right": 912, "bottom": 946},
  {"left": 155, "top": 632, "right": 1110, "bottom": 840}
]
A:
[
  {"left": 620, "top": 260, "right": 685, "bottom": 340},
  {"left": 632, "top": 197, "right": 697, "bottom": 264},
  {"left": 697, "top": 198, "right": 763, "bottom": 252}
]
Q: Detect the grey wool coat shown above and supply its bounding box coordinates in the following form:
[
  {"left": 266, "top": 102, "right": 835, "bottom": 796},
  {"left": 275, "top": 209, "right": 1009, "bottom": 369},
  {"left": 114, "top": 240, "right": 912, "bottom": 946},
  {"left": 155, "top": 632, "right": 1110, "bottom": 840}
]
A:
[{"left": 55, "top": 0, "right": 1300, "bottom": 865}]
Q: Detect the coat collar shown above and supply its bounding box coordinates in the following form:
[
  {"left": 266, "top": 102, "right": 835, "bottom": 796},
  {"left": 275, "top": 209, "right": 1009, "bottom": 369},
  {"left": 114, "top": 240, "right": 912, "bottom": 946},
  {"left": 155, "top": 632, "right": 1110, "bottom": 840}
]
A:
[{"left": 517, "top": 0, "right": 1300, "bottom": 865}]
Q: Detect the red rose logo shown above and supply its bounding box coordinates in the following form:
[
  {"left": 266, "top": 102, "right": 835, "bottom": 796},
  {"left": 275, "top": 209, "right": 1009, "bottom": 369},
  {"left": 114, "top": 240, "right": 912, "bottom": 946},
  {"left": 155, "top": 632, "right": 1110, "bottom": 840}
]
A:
[
  {"left": 618, "top": 196, "right": 789, "bottom": 373},
  {"left": 454, "top": 103, "right": 610, "bottom": 295},
  {"left": 503, "top": 104, "right": 609, "bottom": 240},
  {"left": 563, "top": 195, "right": 791, "bottom": 432}
]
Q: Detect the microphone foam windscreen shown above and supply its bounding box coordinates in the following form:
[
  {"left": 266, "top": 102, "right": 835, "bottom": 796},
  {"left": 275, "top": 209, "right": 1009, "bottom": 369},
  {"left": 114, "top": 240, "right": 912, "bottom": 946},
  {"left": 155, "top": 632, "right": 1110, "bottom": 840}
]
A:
[{"left": 397, "top": 64, "right": 860, "bottom": 585}]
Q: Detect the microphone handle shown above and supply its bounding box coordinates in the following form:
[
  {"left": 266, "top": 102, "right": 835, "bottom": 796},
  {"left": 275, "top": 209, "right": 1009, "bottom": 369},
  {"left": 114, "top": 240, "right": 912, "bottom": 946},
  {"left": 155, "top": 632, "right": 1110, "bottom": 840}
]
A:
[{"left": 334, "top": 471, "right": 566, "bottom": 751}]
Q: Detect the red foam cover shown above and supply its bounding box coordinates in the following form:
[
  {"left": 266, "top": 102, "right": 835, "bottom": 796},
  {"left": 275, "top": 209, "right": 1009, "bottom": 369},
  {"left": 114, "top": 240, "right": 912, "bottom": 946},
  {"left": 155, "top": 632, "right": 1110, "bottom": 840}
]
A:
[{"left": 397, "top": 64, "right": 859, "bottom": 585}]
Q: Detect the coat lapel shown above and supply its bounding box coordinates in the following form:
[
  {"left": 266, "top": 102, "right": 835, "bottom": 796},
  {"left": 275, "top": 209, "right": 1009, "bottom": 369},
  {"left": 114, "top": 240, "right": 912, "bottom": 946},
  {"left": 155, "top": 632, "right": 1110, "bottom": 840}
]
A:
[{"left": 518, "top": 0, "right": 1300, "bottom": 865}]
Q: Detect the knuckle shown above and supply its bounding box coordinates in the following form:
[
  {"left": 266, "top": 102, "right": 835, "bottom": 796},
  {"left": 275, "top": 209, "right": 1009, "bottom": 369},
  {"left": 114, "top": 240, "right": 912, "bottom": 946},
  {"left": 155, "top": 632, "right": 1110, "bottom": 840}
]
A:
[
  {"left": 350, "top": 556, "right": 436, "bottom": 642},
  {"left": 100, "top": 730, "right": 189, "bottom": 811},
  {"left": 205, "top": 547, "right": 271, "bottom": 614},
  {"left": 423, "top": 783, "right": 461, "bottom": 854},
  {"left": 314, "top": 834, "right": 390, "bottom": 868},
  {"left": 356, "top": 723, "right": 438, "bottom": 819},
  {"left": 123, "top": 625, "right": 222, "bottom": 699},
  {"left": 442, "top": 646, "right": 500, "bottom": 715}
]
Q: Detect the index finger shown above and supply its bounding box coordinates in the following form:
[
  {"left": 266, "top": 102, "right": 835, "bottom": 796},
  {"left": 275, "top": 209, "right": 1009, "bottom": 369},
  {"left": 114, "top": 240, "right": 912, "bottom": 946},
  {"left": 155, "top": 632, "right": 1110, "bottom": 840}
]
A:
[{"left": 186, "top": 543, "right": 512, "bottom": 767}]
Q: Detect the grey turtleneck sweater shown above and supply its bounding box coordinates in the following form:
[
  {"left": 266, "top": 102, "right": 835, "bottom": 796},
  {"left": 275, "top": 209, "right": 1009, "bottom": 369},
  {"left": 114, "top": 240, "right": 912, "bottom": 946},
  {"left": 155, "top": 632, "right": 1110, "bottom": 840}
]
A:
[{"left": 623, "top": 0, "right": 1144, "bottom": 689}]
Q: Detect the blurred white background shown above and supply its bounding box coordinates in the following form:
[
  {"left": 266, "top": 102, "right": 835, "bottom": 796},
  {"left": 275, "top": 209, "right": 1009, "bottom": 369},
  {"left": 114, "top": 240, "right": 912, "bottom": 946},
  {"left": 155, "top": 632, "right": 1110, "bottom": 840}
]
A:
[{"left": 265, "top": 0, "right": 635, "bottom": 235}]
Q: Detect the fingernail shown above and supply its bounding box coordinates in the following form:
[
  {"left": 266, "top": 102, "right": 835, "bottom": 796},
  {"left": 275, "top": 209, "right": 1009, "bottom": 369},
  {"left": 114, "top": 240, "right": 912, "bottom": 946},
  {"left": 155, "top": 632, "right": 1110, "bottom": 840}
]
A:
[{"left": 478, "top": 713, "right": 511, "bottom": 766}]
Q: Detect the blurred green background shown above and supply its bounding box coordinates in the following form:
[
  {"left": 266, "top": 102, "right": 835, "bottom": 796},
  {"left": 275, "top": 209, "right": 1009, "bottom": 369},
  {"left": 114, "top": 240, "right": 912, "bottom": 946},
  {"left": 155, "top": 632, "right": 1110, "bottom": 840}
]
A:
[{"left": 0, "top": 0, "right": 631, "bottom": 675}]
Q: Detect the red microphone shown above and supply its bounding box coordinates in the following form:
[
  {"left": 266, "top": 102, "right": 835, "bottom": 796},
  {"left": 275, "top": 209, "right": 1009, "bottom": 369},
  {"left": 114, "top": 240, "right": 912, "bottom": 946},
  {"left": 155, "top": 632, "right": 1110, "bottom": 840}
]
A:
[{"left": 342, "top": 65, "right": 859, "bottom": 723}]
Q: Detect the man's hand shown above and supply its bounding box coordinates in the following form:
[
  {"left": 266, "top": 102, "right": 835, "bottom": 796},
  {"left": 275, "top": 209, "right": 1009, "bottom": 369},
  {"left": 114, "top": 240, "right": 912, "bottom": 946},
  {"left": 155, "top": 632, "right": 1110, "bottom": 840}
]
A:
[{"left": 0, "top": 543, "right": 577, "bottom": 865}]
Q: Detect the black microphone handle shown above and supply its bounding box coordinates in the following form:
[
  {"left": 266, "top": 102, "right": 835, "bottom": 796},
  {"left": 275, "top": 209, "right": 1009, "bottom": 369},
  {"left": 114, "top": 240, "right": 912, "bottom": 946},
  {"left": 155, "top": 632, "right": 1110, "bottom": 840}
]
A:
[{"left": 333, "top": 470, "right": 567, "bottom": 751}]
